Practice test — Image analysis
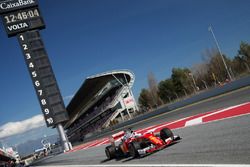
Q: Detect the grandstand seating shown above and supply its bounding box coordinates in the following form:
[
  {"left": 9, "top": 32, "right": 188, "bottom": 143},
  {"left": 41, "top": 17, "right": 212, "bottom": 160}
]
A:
[
  {"left": 65, "top": 70, "right": 137, "bottom": 144},
  {"left": 67, "top": 87, "right": 122, "bottom": 142}
]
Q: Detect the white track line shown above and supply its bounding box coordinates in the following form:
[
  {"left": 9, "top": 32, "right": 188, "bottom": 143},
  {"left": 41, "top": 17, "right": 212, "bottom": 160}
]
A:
[
  {"left": 71, "top": 102, "right": 250, "bottom": 151},
  {"left": 32, "top": 164, "right": 250, "bottom": 167},
  {"left": 144, "top": 115, "right": 194, "bottom": 133},
  {"left": 185, "top": 102, "right": 249, "bottom": 127},
  {"left": 95, "top": 139, "right": 109, "bottom": 147}
]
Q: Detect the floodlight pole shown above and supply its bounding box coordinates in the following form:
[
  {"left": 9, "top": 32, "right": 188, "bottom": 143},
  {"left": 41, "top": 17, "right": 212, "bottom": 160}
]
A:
[{"left": 208, "top": 25, "right": 232, "bottom": 81}]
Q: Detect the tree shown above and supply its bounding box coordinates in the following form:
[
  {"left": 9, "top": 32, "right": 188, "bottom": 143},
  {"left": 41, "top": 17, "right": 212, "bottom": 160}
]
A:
[
  {"left": 138, "top": 88, "right": 152, "bottom": 109},
  {"left": 191, "top": 63, "right": 210, "bottom": 89},
  {"left": 158, "top": 78, "right": 175, "bottom": 103},
  {"left": 203, "top": 48, "right": 232, "bottom": 83},
  {"left": 147, "top": 72, "right": 163, "bottom": 107},
  {"left": 234, "top": 42, "right": 250, "bottom": 74},
  {"left": 238, "top": 41, "right": 250, "bottom": 61},
  {"left": 232, "top": 55, "right": 249, "bottom": 75},
  {"left": 171, "top": 68, "right": 194, "bottom": 95},
  {"left": 139, "top": 42, "right": 250, "bottom": 110}
]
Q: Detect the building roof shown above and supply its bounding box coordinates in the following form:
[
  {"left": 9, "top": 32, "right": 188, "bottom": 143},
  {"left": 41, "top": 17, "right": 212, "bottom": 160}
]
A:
[{"left": 64, "top": 70, "right": 135, "bottom": 128}]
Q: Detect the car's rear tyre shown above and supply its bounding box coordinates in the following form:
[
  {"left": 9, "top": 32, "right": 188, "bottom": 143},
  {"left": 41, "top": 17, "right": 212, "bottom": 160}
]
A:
[
  {"left": 105, "top": 145, "right": 116, "bottom": 160},
  {"left": 128, "top": 142, "right": 141, "bottom": 158},
  {"left": 116, "top": 145, "right": 125, "bottom": 157},
  {"left": 160, "top": 128, "right": 174, "bottom": 141}
]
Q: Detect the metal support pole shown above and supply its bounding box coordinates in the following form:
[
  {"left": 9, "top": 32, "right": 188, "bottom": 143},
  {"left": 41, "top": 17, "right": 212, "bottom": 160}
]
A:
[
  {"left": 123, "top": 74, "right": 139, "bottom": 112},
  {"left": 111, "top": 73, "right": 132, "bottom": 119},
  {"left": 189, "top": 73, "right": 198, "bottom": 93},
  {"left": 56, "top": 124, "right": 72, "bottom": 152},
  {"left": 202, "top": 80, "right": 208, "bottom": 89},
  {"left": 168, "top": 96, "right": 171, "bottom": 103},
  {"left": 183, "top": 89, "right": 187, "bottom": 96},
  {"left": 121, "top": 95, "right": 132, "bottom": 119},
  {"left": 208, "top": 25, "right": 232, "bottom": 81},
  {"left": 120, "top": 112, "right": 125, "bottom": 121},
  {"left": 174, "top": 92, "right": 179, "bottom": 99}
]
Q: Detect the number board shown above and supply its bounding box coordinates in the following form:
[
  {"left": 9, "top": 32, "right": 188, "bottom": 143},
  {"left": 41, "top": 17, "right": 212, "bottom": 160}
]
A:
[
  {"left": 17, "top": 30, "right": 69, "bottom": 127},
  {"left": 0, "top": 0, "right": 38, "bottom": 14},
  {"left": 1, "top": 7, "right": 45, "bottom": 37}
]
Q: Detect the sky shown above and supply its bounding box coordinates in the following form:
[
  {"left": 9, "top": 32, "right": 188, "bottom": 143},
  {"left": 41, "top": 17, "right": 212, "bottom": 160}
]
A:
[{"left": 0, "top": 0, "right": 250, "bottom": 146}]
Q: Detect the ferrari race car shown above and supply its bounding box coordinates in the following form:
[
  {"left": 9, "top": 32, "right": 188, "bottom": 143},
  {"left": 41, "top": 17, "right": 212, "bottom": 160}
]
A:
[{"left": 105, "top": 127, "right": 181, "bottom": 159}]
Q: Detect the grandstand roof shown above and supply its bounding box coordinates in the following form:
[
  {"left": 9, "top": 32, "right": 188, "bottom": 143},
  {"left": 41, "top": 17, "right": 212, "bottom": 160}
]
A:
[
  {"left": 64, "top": 70, "right": 135, "bottom": 128},
  {"left": 0, "top": 148, "right": 15, "bottom": 162}
]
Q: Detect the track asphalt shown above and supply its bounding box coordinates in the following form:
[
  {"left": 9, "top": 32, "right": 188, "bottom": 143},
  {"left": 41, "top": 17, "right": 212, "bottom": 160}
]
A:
[{"left": 32, "top": 87, "right": 250, "bottom": 166}]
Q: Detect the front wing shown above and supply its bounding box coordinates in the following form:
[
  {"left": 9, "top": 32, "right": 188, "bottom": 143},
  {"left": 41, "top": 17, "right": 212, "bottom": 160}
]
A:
[{"left": 137, "top": 135, "right": 181, "bottom": 156}]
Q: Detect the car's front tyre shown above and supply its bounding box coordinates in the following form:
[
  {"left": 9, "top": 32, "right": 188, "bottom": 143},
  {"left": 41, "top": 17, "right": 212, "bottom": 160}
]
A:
[
  {"left": 160, "top": 128, "right": 174, "bottom": 141},
  {"left": 105, "top": 145, "right": 116, "bottom": 160},
  {"left": 128, "top": 142, "right": 141, "bottom": 158}
]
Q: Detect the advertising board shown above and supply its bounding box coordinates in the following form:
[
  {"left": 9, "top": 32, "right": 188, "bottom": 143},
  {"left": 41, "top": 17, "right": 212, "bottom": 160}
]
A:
[{"left": 0, "top": 0, "right": 38, "bottom": 14}]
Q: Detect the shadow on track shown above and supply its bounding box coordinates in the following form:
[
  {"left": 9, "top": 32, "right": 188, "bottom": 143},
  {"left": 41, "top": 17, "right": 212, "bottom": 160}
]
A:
[
  {"left": 121, "top": 142, "right": 180, "bottom": 163},
  {"left": 100, "top": 141, "right": 180, "bottom": 164}
]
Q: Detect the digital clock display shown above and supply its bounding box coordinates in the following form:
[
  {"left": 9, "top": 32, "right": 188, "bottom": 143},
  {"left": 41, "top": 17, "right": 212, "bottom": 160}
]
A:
[
  {"left": 3, "top": 8, "right": 40, "bottom": 24},
  {"left": 1, "top": 7, "right": 45, "bottom": 37}
]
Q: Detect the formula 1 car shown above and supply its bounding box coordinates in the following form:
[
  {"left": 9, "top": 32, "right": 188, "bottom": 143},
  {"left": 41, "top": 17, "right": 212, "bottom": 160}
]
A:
[{"left": 105, "top": 127, "right": 181, "bottom": 159}]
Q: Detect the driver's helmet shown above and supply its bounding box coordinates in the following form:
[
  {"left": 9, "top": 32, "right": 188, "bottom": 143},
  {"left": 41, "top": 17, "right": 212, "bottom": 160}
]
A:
[{"left": 123, "top": 128, "right": 134, "bottom": 140}]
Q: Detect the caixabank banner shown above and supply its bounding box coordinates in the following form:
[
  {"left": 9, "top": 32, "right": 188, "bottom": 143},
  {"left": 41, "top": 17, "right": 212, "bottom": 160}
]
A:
[{"left": 0, "top": 0, "right": 38, "bottom": 14}]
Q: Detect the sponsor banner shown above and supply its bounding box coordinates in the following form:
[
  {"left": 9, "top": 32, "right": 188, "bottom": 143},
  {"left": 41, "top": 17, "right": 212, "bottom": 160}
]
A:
[
  {"left": 0, "top": 0, "right": 38, "bottom": 14},
  {"left": 5, "top": 147, "right": 14, "bottom": 155},
  {"left": 124, "top": 96, "right": 134, "bottom": 108}
]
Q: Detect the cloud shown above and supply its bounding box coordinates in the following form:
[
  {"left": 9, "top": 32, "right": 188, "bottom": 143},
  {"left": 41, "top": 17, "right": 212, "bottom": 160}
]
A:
[{"left": 0, "top": 115, "right": 46, "bottom": 139}]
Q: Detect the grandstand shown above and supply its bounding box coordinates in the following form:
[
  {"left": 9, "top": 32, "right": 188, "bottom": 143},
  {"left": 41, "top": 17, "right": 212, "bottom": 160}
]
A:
[
  {"left": 64, "top": 70, "right": 138, "bottom": 144},
  {"left": 0, "top": 147, "right": 16, "bottom": 167}
]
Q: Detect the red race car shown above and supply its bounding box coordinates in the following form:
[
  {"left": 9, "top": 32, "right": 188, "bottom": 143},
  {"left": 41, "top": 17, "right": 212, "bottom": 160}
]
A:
[{"left": 105, "top": 127, "right": 181, "bottom": 159}]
